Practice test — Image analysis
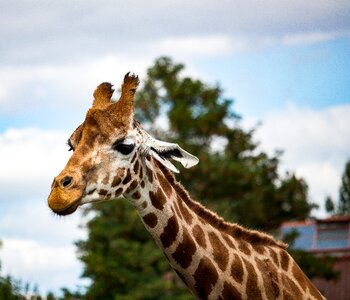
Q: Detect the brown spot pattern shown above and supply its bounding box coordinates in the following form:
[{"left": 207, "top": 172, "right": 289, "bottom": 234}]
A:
[
  {"left": 111, "top": 169, "right": 125, "bottom": 187},
  {"left": 132, "top": 191, "right": 141, "bottom": 199},
  {"left": 194, "top": 256, "right": 219, "bottom": 299},
  {"left": 88, "top": 170, "right": 99, "bottom": 185},
  {"left": 172, "top": 227, "right": 196, "bottom": 269},
  {"left": 149, "top": 188, "right": 167, "bottom": 210},
  {"left": 122, "top": 169, "right": 132, "bottom": 184},
  {"left": 133, "top": 160, "right": 139, "bottom": 174},
  {"left": 98, "top": 189, "right": 108, "bottom": 196},
  {"left": 111, "top": 176, "right": 121, "bottom": 187},
  {"left": 238, "top": 241, "right": 251, "bottom": 256},
  {"left": 282, "top": 273, "right": 303, "bottom": 299},
  {"left": 222, "top": 282, "right": 242, "bottom": 300},
  {"left": 118, "top": 168, "right": 125, "bottom": 177},
  {"left": 131, "top": 153, "right": 137, "bottom": 164},
  {"left": 141, "top": 201, "right": 147, "bottom": 209},
  {"left": 255, "top": 257, "right": 280, "bottom": 299},
  {"left": 125, "top": 179, "right": 138, "bottom": 193},
  {"left": 280, "top": 250, "right": 290, "bottom": 271},
  {"left": 269, "top": 247, "right": 279, "bottom": 267},
  {"left": 102, "top": 174, "right": 109, "bottom": 185},
  {"left": 255, "top": 245, "right": 266, "bottom": 255},
  {"left": 140, "top": 181, "right": 145, "bottom": 188},
  {"left": 222, "top": 234, "right": 235, "bottom": 249},
  {"left": 160, "top": 215, "right": 179, "bottom": 248},
  {"left": 208, "top": 231, "right": 229, "bottom": 271},
  {"left": 283, "top": 290, "right": 295, "bottom": 300},
  {"left": 157, "top": 171, "right": 173, "bottom": 196},
  {"left": 177, "top": 196, "right": 193, "bottom": 225},
  {"left": 243, "top": 257, "right": 263, "bottom": 300},
  {"left": 146, "top": 166, "right": 153, "bottom": 183},
  {"left": 139, "top": 165, "right": 143, "bottom": 180},
  {"left": 114, "top": 188, "right": 123, "bottom": 197},
  {"left": 267, "top": 259, "right": 281, "bottom": 298},
  {"left": 292, "top": 263, "right": 308, "bottom": 290},
  {"left": 192, "top": 224, "right": 207, "bottom": 249},
  {"left": 142, "top": 213, "right": 158, "bottom": 228},
  {"left": 87, "top": 188, "right": 96, "bottom": 195},
  {"left": 231, "top": 253, "right": 244, "bottom": 284}
]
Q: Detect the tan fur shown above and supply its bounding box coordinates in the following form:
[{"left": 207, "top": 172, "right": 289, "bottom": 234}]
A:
[{"left": 92, "top": 82, "right": 114, "bottom": 109}]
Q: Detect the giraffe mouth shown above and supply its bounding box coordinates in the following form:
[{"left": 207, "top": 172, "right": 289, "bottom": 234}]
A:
[{"left": 54, "top": 198, "right": 81, "bottom": 216}]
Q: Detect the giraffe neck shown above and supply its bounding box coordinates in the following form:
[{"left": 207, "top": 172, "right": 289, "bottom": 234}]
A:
[{"left": 124, "top": 157, "right": 313, "bottom": 300}]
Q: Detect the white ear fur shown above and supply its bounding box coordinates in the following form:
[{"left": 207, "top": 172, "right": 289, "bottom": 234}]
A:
[{"left": 140, "top": 132, "right": 199, "bottom": 173}]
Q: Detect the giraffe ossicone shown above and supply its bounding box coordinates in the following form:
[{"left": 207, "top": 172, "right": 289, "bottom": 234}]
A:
[{"left": 48, "top": 73, "right": 325, "bottom": 299}]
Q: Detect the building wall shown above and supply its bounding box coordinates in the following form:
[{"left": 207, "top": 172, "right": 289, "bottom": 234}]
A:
[
  {"left": 312, "top": 257, "right": 350, "bottom": 300},
  {"left": 281, "top": 216, "right": 350, "bottom": 300}
]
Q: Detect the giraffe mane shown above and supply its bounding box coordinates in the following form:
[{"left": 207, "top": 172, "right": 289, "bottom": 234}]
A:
[{"left": 155, "top": 160, "right": 288, "bottom": 250}]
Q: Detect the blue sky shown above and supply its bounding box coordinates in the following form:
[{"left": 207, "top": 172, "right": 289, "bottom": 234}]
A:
[
  {"left": 197, "top": 38, "right": 350, "bottom": 115},
  {"left": 0, "top": 0, "right": 350, "bottom": 295}
]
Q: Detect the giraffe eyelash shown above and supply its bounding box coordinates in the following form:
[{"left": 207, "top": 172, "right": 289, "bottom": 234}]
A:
[{"left": 66, "top": 139, "right": 74, "bottom": 151}]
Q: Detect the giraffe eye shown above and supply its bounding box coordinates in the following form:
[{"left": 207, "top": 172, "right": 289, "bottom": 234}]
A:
[{"left": 112, "top": 140, "right": 135, "bottom": 155}]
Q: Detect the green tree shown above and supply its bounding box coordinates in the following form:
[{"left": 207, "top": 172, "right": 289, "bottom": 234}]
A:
[
  {"left": 46, "top": 291, "right": 57, "bottom": 300},
  {"left": 76, "top": 57, "right": 322, "bottom": 299},
  {"left": 0, "top": 275, "right": 24, "bottom": 300},
  {"left": 77, "top": 201, "right": 191, "bottom": 300},
  {"left": 290, "top": 250, "right": 338, "bottom": 280},
  {"left": 59, "top": 288, "right": 83, "bottom": 300},
  {"left": 325, "top": 196, "right": 335, "bottom": 214},
  {"left": 135, "top": 56, "right": 315, "bottom": 231},
  {"left": 0, "top": 240, "right": 44, "bottom": 300},
  {"left": 338, "top": 160, "right": 350, "bottom": 215},
  {"left": 0, "top": 241, "right": 26, "bottom": 300}
]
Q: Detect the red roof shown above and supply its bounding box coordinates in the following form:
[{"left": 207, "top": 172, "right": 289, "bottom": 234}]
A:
[{"left": 317, "top": 215, "right": 350, "bottom": 223}]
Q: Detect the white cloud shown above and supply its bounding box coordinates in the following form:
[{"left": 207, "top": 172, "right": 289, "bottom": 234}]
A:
[
  {"left": 0, "top": 127, "right": 88, "bottom": 294},
  {"left": 1, "top": 1, "right": 349, "bottom": 65},
  {"left": 282, "top": 31, "right": 347, "bottom": 46},
  {"left": 0, "top": 200, "right": 85, "bottom": 246},
  {"left": 245, "top": 103, "right": 350, "bottom": 216},
  {"left": 0, "top": 56, "right": 150, "bottom": 113},
  {"left": 0, "top": 54, "right": 206, "bottom": 123},
  {"left": 0, "top": 127, "right": 69, "bottom": 194},
  {"left": 0, "top": 238, "right": 88, "bottom": 294},
  {"left": 155, "top": 30, "right": 349, "bottom": 59},
  {"left": 156, "top": 36, "right": 246, "bottom": 57}
]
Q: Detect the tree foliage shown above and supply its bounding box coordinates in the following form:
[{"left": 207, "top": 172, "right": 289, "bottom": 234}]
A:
[
  {"left": 76, "top": 57, "right": 321, "bottom": 299},
  {"left": 135, "top": 56, "right": 315, "bottom": 231},
  {"left": 77, "top": 201, "right": 192, "bottom": 300},
  {"left": 0, "top": 240, "right": 25, "bottom": 300},
  {"left": 290, "top": 250, "right": 338, "bottom": 280},
  {"left": 338, "top": 160, "right": 350, "bottom": 215},
  {"left": 325, "top": 196, "right": 335, "bottom": 214}
]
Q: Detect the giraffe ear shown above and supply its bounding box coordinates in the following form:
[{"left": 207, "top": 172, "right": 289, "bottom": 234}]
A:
[{"left": 143, "top": 136, "right": 199, "bottom": 173}]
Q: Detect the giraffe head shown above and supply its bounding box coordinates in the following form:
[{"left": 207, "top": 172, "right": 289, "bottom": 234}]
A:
[{"left": 48, "top": 73, "right": 198, "bottom": 216}]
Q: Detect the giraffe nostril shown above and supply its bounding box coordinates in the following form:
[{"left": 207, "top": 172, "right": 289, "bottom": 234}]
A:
[{"left": 60, "top": 176, "right": 73, "bottom": 188}]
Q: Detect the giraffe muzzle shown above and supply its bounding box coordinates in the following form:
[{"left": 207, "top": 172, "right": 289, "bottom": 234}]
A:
[{"left": 48, "top": 174, "right": 85, "bottom": 216}]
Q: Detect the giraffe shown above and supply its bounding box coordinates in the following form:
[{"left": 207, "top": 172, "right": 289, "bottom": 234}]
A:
[{"left": 48, "top": 73, "right": 325, "bottom": 300}]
